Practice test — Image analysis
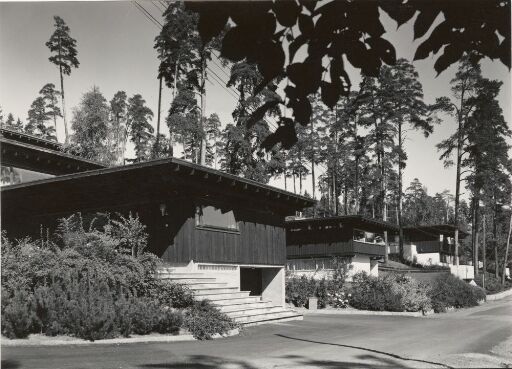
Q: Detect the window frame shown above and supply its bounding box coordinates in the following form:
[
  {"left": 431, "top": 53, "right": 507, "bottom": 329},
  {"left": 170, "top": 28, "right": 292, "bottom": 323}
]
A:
[{"left": 195, "top": 204, "right": 240, "bottom": 234}]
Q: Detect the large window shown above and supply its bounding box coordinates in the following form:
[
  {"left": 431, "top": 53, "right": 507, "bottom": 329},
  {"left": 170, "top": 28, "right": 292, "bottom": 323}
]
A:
[
  {"left": 196, "top": 205, "right": 238, "bottom": 232},
  {"left": 353, "top": 229, "right": 385, "bottom": 245},
  {"left": 1, "top": 166, "right": 53, "bottom": 186}
]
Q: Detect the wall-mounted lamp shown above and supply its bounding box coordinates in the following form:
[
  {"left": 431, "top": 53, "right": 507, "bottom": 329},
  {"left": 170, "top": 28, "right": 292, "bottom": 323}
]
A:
[{"left": 160, "top": 203, "right": 167, "bottom": 217}]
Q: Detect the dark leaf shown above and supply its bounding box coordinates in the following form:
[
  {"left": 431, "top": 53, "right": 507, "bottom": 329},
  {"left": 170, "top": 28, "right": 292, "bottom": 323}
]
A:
[
  {"left": 434, "top": 43, "right": 464, "bottom": 75},
  {"left": 289, "top": 34, "right": 308, "bottom": 62},
  {"left": 299, "top": 0, "right": 316, "bottom": 13},
  {"left": 197, "top": 8, "right": 229, "bottom": 44},
  {"left": 221, "top": 26, "right": 251, "bottom": 62},
  {"left": 380, "top": 2, "right": 416, "bottom": 27},
  {"left": 321, "top": 81, "right": 341, "bottom": 109},
  {"left": 365, "top": 37, "right": 396, "bottom": 65},
  {"left": 257, "top": 41, "right": 286, "bottom": 82},
  {"left": 414, "top": 21, "right": 451, "bottom": 61},
  {"left": 273, "top": 1, "right": 301, "bottom": 27},
  {"left": 262, "top": 118, "right": 297, "bottom": 150},
  {"left": 345, "top": 41, "right": 368, "bottom": 69},
  {"left": 414, "top": 8, "right": 441, "bottom": 40},
  {"left": 246, "top": 99, "right": 281, "bottom": 129},
  {"left": 291, "top": 98, "right": 312, "bottom": 126},
  {"left": 298, "top": 14, "right": 314, "bottom": 37}
]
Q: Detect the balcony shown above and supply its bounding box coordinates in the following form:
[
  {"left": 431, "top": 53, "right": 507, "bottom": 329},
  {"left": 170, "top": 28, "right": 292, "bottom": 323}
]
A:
[{"left": 287, "top": 239, "right": 386, "bottom": 258}]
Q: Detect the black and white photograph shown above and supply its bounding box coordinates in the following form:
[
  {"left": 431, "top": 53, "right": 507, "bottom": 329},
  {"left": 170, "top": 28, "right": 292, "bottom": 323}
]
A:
[{"left": 0, "top": 1, "right": 511, "bottom": 368}]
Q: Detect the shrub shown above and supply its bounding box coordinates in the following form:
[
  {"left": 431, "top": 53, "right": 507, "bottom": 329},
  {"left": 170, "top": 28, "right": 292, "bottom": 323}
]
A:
[
  {"left": 1, "top": 289, "right": 37, "bottom": 339},
  {"left": 184, "top": 300, "right": 238, "bottom": 340},
  {"left": 285, "top": 275, "right": 316, "bottom": 307},
  {"left": 130, "top": 297, "right": 161, "bottom": 335},
  {"left": 428, "top": 274, "right": 486, "bottom": 313},
  {"left": 349, "top": 272, "right": 431, "bottom": 312},
  {"left": 148, "top": 281, "right": 195, "bottom": 309},
  {"left": 155, "top": 309, "right": 183, "bottom": 334}
]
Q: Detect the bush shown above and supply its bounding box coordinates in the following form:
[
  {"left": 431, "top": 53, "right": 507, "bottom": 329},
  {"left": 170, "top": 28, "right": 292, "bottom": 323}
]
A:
[
  {"left": 285, "top": 275, "right": 316, "bottom": 307},
  {"left": 349, "top": 272, "right": 431, "bottom": 312},
  {"left": 1, "top": 289, "right": 36, "bottom": 339},
  {"left": 148, "top": 281, "right": 195, "bottom": 309},
  {"left": 155, "top": 309, "right": 183, "bottom": 334},
  {"left": 474, "top": 273, "right": 512, "bottom": 295},
  {"left": 184, "top": 300, "right": 238, "bottom": 340},
  {"left": 1, "top": 213, "right": 201, "bottom": 341},
  {"left": 428, "top": 274, "right": 486, "bottom": 313}
]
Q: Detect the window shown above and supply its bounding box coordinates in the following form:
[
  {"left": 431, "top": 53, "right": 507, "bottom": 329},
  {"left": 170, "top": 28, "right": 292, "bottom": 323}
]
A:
[
  {"left": 353, "top": 229, "right": 385, "bottom": 245},
  {"left": 1, "top": 166, "right": 54, "bottom": 186},
  {"left": 196, "top": 205, "right": 238, "bottom": 231}
]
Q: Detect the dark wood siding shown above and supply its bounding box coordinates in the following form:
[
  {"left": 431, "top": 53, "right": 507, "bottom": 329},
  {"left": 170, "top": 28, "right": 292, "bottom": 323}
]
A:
[{"left": 159, "top": 217, "right": 286, "bottom": 265}]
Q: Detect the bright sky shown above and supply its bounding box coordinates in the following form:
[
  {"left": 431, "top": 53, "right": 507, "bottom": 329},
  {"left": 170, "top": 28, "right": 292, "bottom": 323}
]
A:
[{"left": 0, "top": 1, "right": 510, "bottom": 200}]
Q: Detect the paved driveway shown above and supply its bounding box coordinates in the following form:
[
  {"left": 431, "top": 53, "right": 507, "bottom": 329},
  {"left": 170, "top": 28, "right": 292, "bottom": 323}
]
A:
[{"left": 3, "top": 297, "right": 512, "bottom": 369}]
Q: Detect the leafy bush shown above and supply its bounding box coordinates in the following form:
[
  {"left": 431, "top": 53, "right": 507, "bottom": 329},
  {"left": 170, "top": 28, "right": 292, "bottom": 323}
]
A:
[
  {"left": 474, "top": 273, "right": 512, "bottom": 295},
  {"left": 286, "top": 275, "right": 347, "bottom": 308},
  {"left": 1, "top": 289, "right": 36, "bottom": 339},
  {"left": 148, "top": 281, "right": 195, "bottom": 309},
  {"left": 184, "top": 300, "right": 238, "bottom": 340},
  {"left": 428, "top": 274, "right": 486, "bottom": 313},
  {"left": 285, "top": 275, "right": 316, "bottom": 307},
  {"left": 0, "top": 213, "right": 205, "bottom": 341},
  {"left": 349, "top": 272, "right": 431, "bottom": 312}
]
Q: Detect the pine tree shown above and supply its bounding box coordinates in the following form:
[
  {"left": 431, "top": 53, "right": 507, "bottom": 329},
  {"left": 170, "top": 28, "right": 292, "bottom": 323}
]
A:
[
  {"left": 39, "top": 83, "right": 62, "bottom": 134},
  {"left": 434, "top": 55, "right": 484, "bottom": 265},
  {"left": 127, "top": 94, "right": 154, "bottom": 163},
  {"left": 4, "top": 113, "right": 15, "bottom": 129},
  {"left": 26, "top": 97, "right": 56, "bottom": 140},
  {"left": 46, "top": 16, "right": 79, "bottom": 142},
  {"left": 110, "top": 91, "right": 128, "bottom": 164}
]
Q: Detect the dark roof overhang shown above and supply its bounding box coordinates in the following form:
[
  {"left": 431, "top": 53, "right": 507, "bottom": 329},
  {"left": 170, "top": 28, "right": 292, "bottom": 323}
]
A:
[
  {"left": 1, "top": 128, "right": 105, "bottom": 174},
  {"left": 285, "top": 215, "right": 399, "bottom": 232},
  {"left": 1, "top": 157, "right": 315, "bottom": 217},
  {"left": 403, "top": 224, "right": 469, "bottom": 238}
]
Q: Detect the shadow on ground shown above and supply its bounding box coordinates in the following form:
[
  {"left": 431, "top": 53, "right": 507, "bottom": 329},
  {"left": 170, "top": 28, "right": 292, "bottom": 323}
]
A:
[
  {"left": 140, "top": 354, "right": 429, "bottom": 369},
  {"left": 1, "top": 360, "right": 20, "bottom": 369}
]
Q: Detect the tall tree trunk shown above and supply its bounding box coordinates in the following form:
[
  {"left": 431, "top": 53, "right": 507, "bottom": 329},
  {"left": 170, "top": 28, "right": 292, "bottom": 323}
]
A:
[
  {"left": 59, "top": 65, "right": 69, "bottom": 142},
  {"left": 494, "top": 205, "right": 499, "bottom": 279},
  {"left": 343, "top": 184, "right": 348, "bottom": 215},
  {"left": 398, "top": 123, "right": 404, "bottom": 261},
  {"left": 473, "top": 197, "right": 480, "bottom": 277},
  {"left": 293, "top": 174, "right": 296, "bottom": 194},
  {"left": 502, "top": 211, "right": 512, "bottom": 285},
  {"left": 155, "top": 76, "right": 163, "bottom": 157},
  {"left": 482, "top": 213, "right": 486, "bottom": 289},
  {"left": 311, "top": 119, "right": 316, "bottom": 212},
  {"left": 199, "top": 57, "right": 207, "bottom": 165}
]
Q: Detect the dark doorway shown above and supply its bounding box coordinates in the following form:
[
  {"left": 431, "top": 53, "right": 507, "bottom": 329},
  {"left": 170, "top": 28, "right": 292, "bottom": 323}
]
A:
[{"left": 240, "top": 268, "right": 262, "bottom": 296}]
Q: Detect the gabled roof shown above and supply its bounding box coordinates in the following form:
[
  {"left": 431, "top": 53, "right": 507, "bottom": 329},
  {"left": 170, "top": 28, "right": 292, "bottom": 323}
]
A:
[
  {"left": 1, "top": 157, "right": 315, "bottom": 217},
  {"left": 286, "top": 215, "right": 398, "bottom": 232},
  {"left": 1, "top": 128, "right": 105, "bottom": 174}
]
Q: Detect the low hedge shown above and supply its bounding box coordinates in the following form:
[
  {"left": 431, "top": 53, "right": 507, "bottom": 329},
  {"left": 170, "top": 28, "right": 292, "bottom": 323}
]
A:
[
  {"left": 349, "top": 272, "right": 431, "bottom": 312},
  {"left": 428, "top": 274, "right": 486, "bottom": 313}
]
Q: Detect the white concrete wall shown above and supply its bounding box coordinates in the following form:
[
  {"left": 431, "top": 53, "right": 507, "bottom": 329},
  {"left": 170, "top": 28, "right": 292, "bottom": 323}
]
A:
[
  {"left": 262, "top": 268, "right": 285, "bottom": 307},
  {"left": 287, "top": 255, "right": 374, "bottom": 281},
  {"left": 450, "top": 264, "right": 474, "bottom": 280}
]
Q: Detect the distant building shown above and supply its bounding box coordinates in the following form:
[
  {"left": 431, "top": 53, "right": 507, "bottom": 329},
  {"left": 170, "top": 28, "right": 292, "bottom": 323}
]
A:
[{"left": 285, "top": 215, "right": 398, "bottom": 280}]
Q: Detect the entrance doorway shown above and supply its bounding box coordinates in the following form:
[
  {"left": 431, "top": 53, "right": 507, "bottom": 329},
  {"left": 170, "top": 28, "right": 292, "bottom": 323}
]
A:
[{"left": 240, "top": 267, "right": 262, "bottom": 296}]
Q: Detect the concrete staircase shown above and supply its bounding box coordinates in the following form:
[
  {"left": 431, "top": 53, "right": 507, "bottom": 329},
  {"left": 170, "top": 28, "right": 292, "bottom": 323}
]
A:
[{"left": 157, "top": 267, "right": 302, "bottom": 326}]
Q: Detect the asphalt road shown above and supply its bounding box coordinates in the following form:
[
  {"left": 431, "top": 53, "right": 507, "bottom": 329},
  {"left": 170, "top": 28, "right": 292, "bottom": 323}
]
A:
[{"left": 3, "top": 296, "right": 512, "bottom": 369}]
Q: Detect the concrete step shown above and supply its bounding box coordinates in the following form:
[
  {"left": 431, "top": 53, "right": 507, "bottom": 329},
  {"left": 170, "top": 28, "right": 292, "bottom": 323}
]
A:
[
  {"left": 232, "top": 309, "right": 303, "bottom": 325},
  {"left": 225, "top": 306, "right": 286, "bottom": 317},
  {"left": 243, "top": 313, "right": 304, "bottom": 327},
  {"left": 186, "top": 283, "right": 229, "bottom": 290},
  {"left": 212, "top": 296, "right": 262, "bottom": 306},
  {"left": 189, "top": 287, "right": 239, "bottom": 295},
  {"left": 195, "top": 291, "right": 250, "bottom": 300},
  {"left": 217, "top": 300, "right": 274, "bottom": 313},
  {"left": 158, "top": 277, "right": 217, "bottom": 284}
]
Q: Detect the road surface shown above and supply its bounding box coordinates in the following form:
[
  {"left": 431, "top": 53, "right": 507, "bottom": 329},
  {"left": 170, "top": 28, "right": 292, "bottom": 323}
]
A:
[{"left": 2, "top": 296, "right": 512, "bottom": 369}]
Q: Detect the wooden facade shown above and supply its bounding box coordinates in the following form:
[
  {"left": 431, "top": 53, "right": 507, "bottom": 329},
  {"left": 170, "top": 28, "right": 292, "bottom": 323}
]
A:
[
  {"left": 1, "top": 158, "right": 313, "bottom": 267},
  {"left": 403, "top": 225, "right": 468, "bottom": 256},
  {"left": 286, "top": 215, "right": 398, "bottom": 259}
]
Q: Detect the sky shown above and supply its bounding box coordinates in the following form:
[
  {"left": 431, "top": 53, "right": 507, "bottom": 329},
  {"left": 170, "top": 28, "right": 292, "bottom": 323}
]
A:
[{"left": 0, "top": 1, "right": 510, "bottom": 200}]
